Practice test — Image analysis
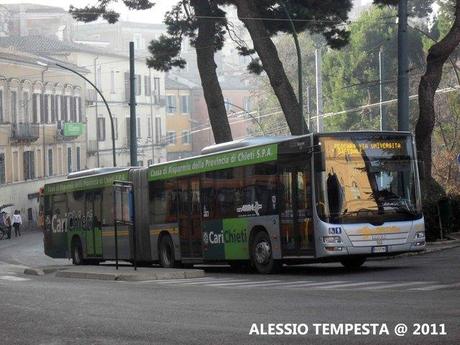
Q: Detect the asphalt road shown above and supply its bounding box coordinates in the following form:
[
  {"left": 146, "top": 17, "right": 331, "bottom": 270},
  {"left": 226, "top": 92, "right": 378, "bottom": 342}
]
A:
[{"left": 0, "top": 231, "right": 459, "bottom": 345}]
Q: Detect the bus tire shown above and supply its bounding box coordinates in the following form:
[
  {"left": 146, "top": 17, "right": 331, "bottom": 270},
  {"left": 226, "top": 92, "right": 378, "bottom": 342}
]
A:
[
  {"left": 71, "top": 238, "right": 84, "bottom": 265},
  {"left": 340, "top": 256, "right": 366, "bottom": 270},
  {"left": 159, "top": 235, "right": 176, "bottom": 268},
  {"left": 250, "top": 231, "right": 280, "bottom": 274}
]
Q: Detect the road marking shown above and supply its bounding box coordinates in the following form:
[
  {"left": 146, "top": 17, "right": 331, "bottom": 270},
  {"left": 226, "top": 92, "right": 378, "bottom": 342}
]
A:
[
  {"left": 210, "top": 280, "right": 282, "bottom": 287},
  {"left": 136, "top": 277, "right": 214, "bottom": 284},
  {"left": 315, "top": 281, "right": 386, "bottom": 289},
  {"left": 358, "top": 281, "right": 436, "bottom": 290},
  {"left": 0, "top": 275, "right": 30, "bottom": 282},
  {"left": 409, "top": 282, "right": 460, "bottom": 291},
  {"left": 175, "top": 279, "right": 250, "bottom": 286},
  {"left": 284, "top": 280, "right": 349, "bottom": 288},
  {"left": 250, "top": 281, "right": 316, "bottom": 288}
]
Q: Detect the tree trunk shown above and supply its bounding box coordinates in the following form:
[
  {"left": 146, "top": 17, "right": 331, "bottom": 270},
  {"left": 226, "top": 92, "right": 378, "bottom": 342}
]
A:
[
  {"left": 416, "top": 0, "right": 460, "bottom": 196},
  {"left": 191, "top": 0, "right": 233, "bottom": 144},
  {"left": 233, "top": 0, "right": 308, "bottom": 135}
]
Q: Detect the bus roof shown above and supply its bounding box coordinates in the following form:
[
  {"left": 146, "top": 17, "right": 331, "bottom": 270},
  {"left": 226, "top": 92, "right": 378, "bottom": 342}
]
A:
[
  {"left": 44, "top": 167, "right": 131, "bottom": 195},
  {"left": 148, "top": 135, "right": 313, "bottom": 182}
]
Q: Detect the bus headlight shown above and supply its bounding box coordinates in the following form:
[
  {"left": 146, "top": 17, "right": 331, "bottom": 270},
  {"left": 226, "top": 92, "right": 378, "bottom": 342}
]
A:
[
  {"left": 323, "top": 236, "right": 342, "bottom": 244},
  {"left": 415, "top": 231, "right": 425, "bottom": 239}
]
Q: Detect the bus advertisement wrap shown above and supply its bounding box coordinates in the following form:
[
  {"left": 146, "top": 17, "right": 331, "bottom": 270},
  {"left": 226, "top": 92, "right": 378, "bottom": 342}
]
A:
[
  {"left": 203, "top": 218, "right": 250, "bottom": 260},
  {"left": 148, "top": 144, "right": 278, "bottom": 181}
]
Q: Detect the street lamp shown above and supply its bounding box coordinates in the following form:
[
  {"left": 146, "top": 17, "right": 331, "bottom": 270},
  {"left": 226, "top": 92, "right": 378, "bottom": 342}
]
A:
[{"left": 37, "top": 60, "right": 117, "bottom": 167}]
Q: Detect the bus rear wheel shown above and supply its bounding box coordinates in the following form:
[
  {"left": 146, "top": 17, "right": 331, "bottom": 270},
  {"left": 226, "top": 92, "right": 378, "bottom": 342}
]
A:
[
  {"left": 159, "top": 235, "right": 176, "bottom": 268},
  {"left": 340, "top": 257, "right": 366, "bottom": 270},
  {"left": 71, "top": 239, "right": 84, "bottom": 265},
  {"left": 251, "top": 231, "right": 280, "bottom": 274}
]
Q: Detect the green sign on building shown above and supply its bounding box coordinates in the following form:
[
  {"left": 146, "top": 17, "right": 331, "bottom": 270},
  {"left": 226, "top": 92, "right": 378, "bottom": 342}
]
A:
[{"left": 64, "top": 123, "right": 85, "bottom": 137}]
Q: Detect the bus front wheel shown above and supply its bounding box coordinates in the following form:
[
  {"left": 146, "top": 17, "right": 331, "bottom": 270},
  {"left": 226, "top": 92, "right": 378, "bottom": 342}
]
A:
[
  {"left": 250, "top": 231, "right": 280, "bottom": 274},
  {"left": 340, "top": 257, "right": 366, "bottom": 270},
  {"left": 71, "top": 239, "right": 84, "bottom": 265},
  {"left": 159, "top": 235, "right": 176, "bottom": 268}
]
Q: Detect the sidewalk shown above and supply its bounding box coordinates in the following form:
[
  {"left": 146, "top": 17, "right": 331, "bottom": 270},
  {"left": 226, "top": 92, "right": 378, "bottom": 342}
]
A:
[
  {"left": 25, "top": 264, "right": 205, "bottom": 281},
  {"left": 423, "top": 231, "right": 460, "bottom": 254}
]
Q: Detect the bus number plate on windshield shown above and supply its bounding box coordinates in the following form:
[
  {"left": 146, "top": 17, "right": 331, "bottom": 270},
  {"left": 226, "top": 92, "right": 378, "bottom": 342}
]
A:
[{"left": 372, "top": 246, "right": 387, "bottom": 253}]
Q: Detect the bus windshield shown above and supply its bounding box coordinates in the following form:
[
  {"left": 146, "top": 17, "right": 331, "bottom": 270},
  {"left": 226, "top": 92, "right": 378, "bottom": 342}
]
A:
[{"left": 316, "top": 135, "right": 422, "bottom": 224}]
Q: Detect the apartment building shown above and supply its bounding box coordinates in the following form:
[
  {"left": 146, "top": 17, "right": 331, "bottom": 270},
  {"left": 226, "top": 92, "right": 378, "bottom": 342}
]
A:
[
  {"left": 164, "top": 76, "right": 194, "bottom": 161},
  {"left": 0, "top": 46, "right": 87, "bottom": 228}
]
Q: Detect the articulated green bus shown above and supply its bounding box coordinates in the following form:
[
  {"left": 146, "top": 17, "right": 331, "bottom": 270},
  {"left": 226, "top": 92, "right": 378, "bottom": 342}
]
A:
[{"left": 43, "top": 132, "right": 425, "bottom": 273}]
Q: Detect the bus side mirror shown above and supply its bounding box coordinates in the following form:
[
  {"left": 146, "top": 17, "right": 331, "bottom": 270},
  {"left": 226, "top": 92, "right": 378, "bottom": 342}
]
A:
[
  {"left": 417, "top": 160, "right": 425, "bottom": 180},
  {"left": 314, "top": 151, "right": 326, "bottom": 172}
]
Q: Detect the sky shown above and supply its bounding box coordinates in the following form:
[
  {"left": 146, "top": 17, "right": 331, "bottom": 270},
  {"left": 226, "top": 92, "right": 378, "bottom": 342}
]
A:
[{"left": 1, "top": 0, "right": 171, "bottom": 24}]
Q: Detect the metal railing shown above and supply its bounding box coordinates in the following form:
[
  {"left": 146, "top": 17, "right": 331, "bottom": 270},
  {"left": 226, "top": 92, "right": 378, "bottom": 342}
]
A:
[{"left": 10, "top": 123, "right": 40, "bottom": 141}]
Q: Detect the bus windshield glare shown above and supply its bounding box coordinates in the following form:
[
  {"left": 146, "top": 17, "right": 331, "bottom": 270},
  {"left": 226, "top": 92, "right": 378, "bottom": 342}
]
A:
[{"left": 316, "top": 135, "right": 422, "bottom": 224}]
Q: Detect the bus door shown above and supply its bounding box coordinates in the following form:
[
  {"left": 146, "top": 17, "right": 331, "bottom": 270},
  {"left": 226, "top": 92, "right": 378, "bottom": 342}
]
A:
[
  {"left": 279, "top": 162, "right": 314, "bottom": 256},
  {"left": 85, "top": 191, "right": 103, "bottom": 257},
  {"left": 178, "top": 176, "right": 203, "bottom": 259}
]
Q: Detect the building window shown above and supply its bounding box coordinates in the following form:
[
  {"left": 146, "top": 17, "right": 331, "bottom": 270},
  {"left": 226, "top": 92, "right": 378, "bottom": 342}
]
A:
[
  {"left": 113, "top": 117, "right": 118, "bottom": 140},
  {"left": 153, "top": 77, "right": 161, "bottom": 104},
  {"left": 147, "top": 159, "right": 153, "bottom": 166},
  {"left": 144, "top": 75, "right": 151, "bottom": 96},
  {"left": 180, "top": 95, "right": 189, "bottom": 113},
  {"left": 23, "top": 151, "right": 35, "bottom": 180},
  {"left": 0, "top": 90, "right": 3, "bottom": 123},
  {"left": 0, "top": 153, "right": 5, "bottom": 184},
  {"left": 48, "top": 149, "right": 53, "bottom": 176},
  {"left": 43, "top": 94, "right": 49, "bottom": 123},
  {"left": 97, "top": 117, "right": 106, "bottom": 141},
  {"left": 136, "top": 74, "right": 141, "bottom": 96},
  {"left": 61, "top": 95, "right": 67, "bottom": 121},
  {"left": 70, "top": 96, "right": 76, "bottom": 122},
  {"left": 166, "top": 131, "right": 176, "bottom": 145},
  {"left": 32, "top": 94, "right": 39, "bottom": 123},
  {"left": 137, "top": 117, "right": 141, "bottom": 138},
  {"left": 155, "top": 117, "right": 162, "bottom": 144},
  {"left": 76, "top": 96, "right": 82, "bottom": 122},
  {"left": 10, "top": 90, "right": 17, "bottom": 122},
  {"left": 182, "top": 130, "right": 191, "bottom": 144},
  {"left": 147, "top": 117, "right": 152, "bottom": 138},
  {"left": 166, "top": 96, "right": 176, "bottom": 113},
  {"left": 110, "top": 71, "right": 115, "bottom": 94},
  {"left": 23, "top": 91, "right": 30, "bottom": 122},
  {"left": 133, "top": 33, "right": 144, "bottom": 49},
  {"left": 137, "top": 160, "right": 144, "bottom": 167},
  {"left": 67, "top": 147, "right": 72, "bottom": 174},
  {"left": 76, "top": 147, "right": 81, "bottom": 171}
]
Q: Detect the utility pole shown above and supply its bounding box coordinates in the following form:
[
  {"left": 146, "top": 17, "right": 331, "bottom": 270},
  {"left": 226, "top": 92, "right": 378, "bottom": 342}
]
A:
[
  {"left": 94, "top": 57, "right": 100, "bottom": 167},
  {"left": 315, "top": 48, "right": 324, "bottom": 133},
  {"left": 379, "top": 47, "right": 384, "bottom": 131},
  {"left": 398, "top": 0, "right": 409, "bottom": 131},
  {"left": 129, "top": 42, "right": 137, "bottom": 167}
]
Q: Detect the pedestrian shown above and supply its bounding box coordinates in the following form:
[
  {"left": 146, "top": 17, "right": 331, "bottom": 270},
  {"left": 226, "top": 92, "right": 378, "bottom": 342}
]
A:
[
  {"left": 4, "top": 211, "right": 11, "bottom": 239},
  {"left": 12, "top": 210, "right": 22, "bottom": 237}
]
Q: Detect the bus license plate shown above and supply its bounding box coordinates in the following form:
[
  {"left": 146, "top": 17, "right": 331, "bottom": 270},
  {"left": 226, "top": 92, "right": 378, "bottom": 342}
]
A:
[{"left": 372, "top": 246, "right": 387, "bottom": 253}]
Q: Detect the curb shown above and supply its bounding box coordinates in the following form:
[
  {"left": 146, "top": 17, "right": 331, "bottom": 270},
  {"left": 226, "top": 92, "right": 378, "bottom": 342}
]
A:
[
  {"left": 370, "top": 239, "right": 460, "bottom": 261},
  {"left": 53, "top": 268, "right": 205, "bottom": 282}
]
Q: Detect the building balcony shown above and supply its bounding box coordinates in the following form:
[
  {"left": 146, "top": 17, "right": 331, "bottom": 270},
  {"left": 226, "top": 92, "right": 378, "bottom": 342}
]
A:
[{"left": 10, "top": 123, "right": 40, "bottom": 142}]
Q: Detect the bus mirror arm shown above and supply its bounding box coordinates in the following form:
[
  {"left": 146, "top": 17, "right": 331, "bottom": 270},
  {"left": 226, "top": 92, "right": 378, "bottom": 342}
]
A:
[{"left": 314, "top": 151, "right": 326, "bottom": 172}]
